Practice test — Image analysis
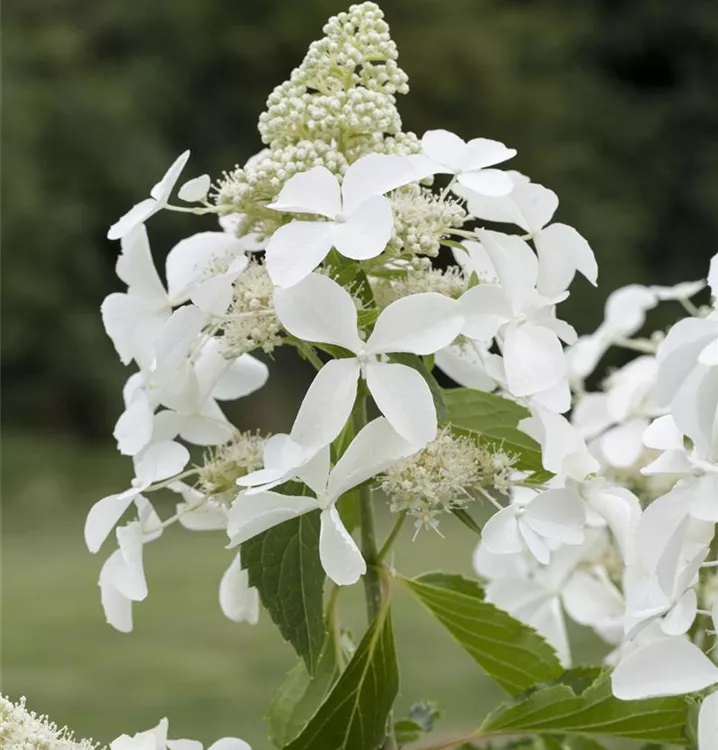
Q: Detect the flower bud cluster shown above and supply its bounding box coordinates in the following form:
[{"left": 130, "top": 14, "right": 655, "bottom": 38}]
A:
[
  {"left": 258, "top": 2, "right": 408, "bottom": 148},
  {"left": 221, "top": 260, "right": 283, "bottom": 355},
  {"left": 0, "top": 696, "right": 100, "bottom": 750},
  {"left": 370, "top": 258, "right": 468, "bottom": 309},
  {"left": 215, "top": 141, "right": 349, "bottom": 218},
  {"left": 390, "top": 185, "right": 466, "bottom": 258},
  {"left": 380, "top": 428, "right": 516, "bottom": 532}
]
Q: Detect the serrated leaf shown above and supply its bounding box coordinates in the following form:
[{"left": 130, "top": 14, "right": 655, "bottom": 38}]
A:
[
  {"left": 402, "top": 573, "right": 563, "bottom": 695},
  {"left": 267, "top": 629, "right": 339, "bottom": 747},
  {"left": 285, "top": 607, "right": 398, "bottom": 750},
  {"left": 242, "top": 510, "right": 325, "bottom": 674},
  {"left": 481, "top": 672, "right": 693, "bottom": 745},
  {"left": 443, "top": 388, "right": 545, "bottom": 473}
]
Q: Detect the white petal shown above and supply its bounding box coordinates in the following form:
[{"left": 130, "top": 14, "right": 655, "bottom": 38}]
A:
[
  {"left": 134, "top": 440, "right": 190, "bottom": 486},
  {"left": 167, "top": 741, "right": 203, "bottom": 750},
  {"left": 662, "top": 589, "right": 697, "bottom": 636},
  {"left": 476, "top": 229, "right": 538, "bottom": 313},
  {"left": 334, "top": 195, "right": 393, "bottom": 261},
  {"left": 153, "top": 305, "right": 206, "bottom": 377},
  {"left": 190, "top": 260, "right": 248, "bottom": 317},
  {"left": 523, "top": 488, "right": 586, "bottom": 545},
  {"left": 165, "top": 232, "right": 247, "bottom": 304},
  {"left": 562, "top": 569, "right": 623, "bottom": 627},
  {"left": 612, "top": 638, "right": 718, "bottom": 699},
  {"left": 340, "top": 154, "right": 417, "bottom": 215},
  {"left": 699, "top": 691, "right": 718, "bottom": 750},
  {"left": 116, "top": 225, "right": 167, "bottom": 306},
  {"left": 179, "top": 404, "right": 234, "bottom": 446},
  {"left": 295, "top": 446, "right": 331, "bottom": 496},
  {"left": 453, "top": 240, "right": 498, "bottom": 281},
  {"left": 464, "top": 138, "right": 517, "bottom": 170},
  {"left": 273, "top": 273, "right": 362, "bottom": 352},
  {"left": 604, "top": 284, "right": 657, "bottom": 336},
  {"left": 108, "top": 198, "right": 160, "bottom": 241},
  {"left": 114, "top": 389, "right": 154, "bottom": 456},
  {"left": 176, "top": 500, "right": 226, "bottom": 532},
  {"left": 503, "top": 322, "right": 566, "bottom": 397},
  {"left": 219, "top": 555, "right": 259, "bottom": 624},
  {"left": 327, "top": 416, "right": 419, "bottom": 501},
  {"left": 365, "top": 361, "right": 437, "bottom": 445},
  {"left": 530, "top": 379, "right": 572, "bottom": 414},
  {"left": 212, "top": 354, "right": 269, "bottom": 401},
  {"left": 518, "top": 520, "right": 551, "bottom": 564},
  {"left": 99, "top": 552, "right": 134, "bottom": 633},
  {"left": 84, "top": 490, "right": 137, "bottom": 553},
  {"left": 149, "top": 150, "right": 191, "bottom": 202},
  {"left": 289, "top": 358, "right": 360, "bottom": 452},
  {"left": 114, "top": 523, "right": 148, "bottom": 601},
  {"left": 434, "top": 344, "right": 497, "bottom": 391},
  {"left": 178, "top": 174, "right": 211, "bottom": 203},
  {"left": 367, "top": 293, "right": 463, "bottom": 355},
  {"left": 319, "top": 506, "right": 366, "bottom": 585},
  {"left": 600, "top": 420, "right": 649, "bottom": 468},
  {"left": 268, "top": 166, "right": 341, "bottom": 217},
  {"left": 264, "top": 221, "right": 336, "bottom": 288},
  {"left": 459, "top": 284, "right": 512, "bottom": 341},
  {"left": 534, "top": 224, "right": 597, "bottom": 297},
  {"left": 226, "top": 491, "right": 320, "bottom": 546},
  {"left": 457, "top": 169, "right": 513, "bottom": 197},
  {"left": 421, "top": 129, "right": 467, "bottom": 173},
  {"left": 481, "top": 507, "right": 523, "bottom": 555},
  {"left": 635, "top": 486, "right": 691, "bottom": 574},
  {"left": 709, "top": 253, "right": 718, "bottom": 299},
  {"left": 101, "top": 292, "right": 168, "bottom": 367},
  {"left": 207, "top": 740, "right": 252, "bottom": 750}
]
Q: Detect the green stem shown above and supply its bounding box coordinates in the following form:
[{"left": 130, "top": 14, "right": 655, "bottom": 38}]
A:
[{"left": 377, "top": 511, "right": 408, "bottom": 563}]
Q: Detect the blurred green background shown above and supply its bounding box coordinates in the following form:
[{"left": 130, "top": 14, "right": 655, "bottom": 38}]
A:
[{"left": 2, "top": 0, "right": 717, "bottom": 746}]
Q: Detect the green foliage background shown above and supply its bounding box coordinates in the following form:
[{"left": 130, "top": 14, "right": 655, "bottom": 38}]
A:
[{"left": 3, "top": 0, "right": 718, "bottom": 437}]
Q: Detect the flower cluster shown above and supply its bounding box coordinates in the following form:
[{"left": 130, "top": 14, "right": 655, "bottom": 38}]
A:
[
  {"left": 82, "top": 3, "right": 716, "bottom": 748},
  {"left": 472, "top": 254, "right": 718, "bottom": 740}
]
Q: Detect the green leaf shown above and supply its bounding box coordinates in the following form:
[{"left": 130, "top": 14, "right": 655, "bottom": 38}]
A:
[
  {"left": 443, "top": 388, "right": 545, "bottom": 473},
  {"left": 285, "top": 607, "right": 399, "bottom": 750},
  {"left": 481, "top": 672, "right": 693, "bottom": 745},
  {"left": 242, "top": 510, "right": 326, "bottom": 674},
  {"left": 267, "top": 629, "right": 339, "bottom": 747},
  {"left": 451, "top": 507, "right": 483, "bottom": 536},
  {"left": 402, "top": 573, "right": 563, "bottom": 695}
]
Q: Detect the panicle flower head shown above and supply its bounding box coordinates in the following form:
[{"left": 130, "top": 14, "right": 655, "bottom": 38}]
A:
[
  {"left": 380, "top": 427, "right": 516, "bottom": 532},
  {"left": 0, "top": 696, "right": 101, "bottom": 750},
  {"left": 198, "top": 431, "right": 266, "bottom": 504},
  {"left": 371, "top": 257, "right": 469, "bottom": 309},
  {"left": 221, "top": 260, "right": 282, "bottom": 356},
  {"left": 390, "top": 184, "right": 467, "bottom": 258},
  {"left": 258, "top": 2, "right": 408, "bottom": 149}
]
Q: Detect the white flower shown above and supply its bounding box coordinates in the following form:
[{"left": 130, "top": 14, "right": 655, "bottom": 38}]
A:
[
  {"left": 84, "top": 441, "right": 189, "bottom": 554},
  {"left": 219, "top": 554, "right": 259, "bottom": 625},
  {"left": 227, "top": 417, "right": 418, "bottom": 585},
  {"left": 412, "top": 129, "right": 516, "bottom": 196},
  {"left": 611, "top": 637, "right": 718, "bottom": 700},
  {"left": 178, "top": 174, "right": 211, "bottom": 203},
  {"left": 434, "top": 341, "right": 498, "bottom": 393},
  {"left": 108, "top": 151, "right": 190, "bottom": 240},
  {"left": 699, "top": 691, "right": 718, "bottom": 750},
  {"left": 110, "top": 717, "right": 250, "bottom": 750},
  {"left": 519, "top": 406, "right": 600, "bottom": 482},
  {"left": 459, "top": 229, "right": 576, "bottom": 400},
  {"left": 482, "top": 488, "right": 586, "bottom": 564},
  {"left": 264, "top": 154, "right": 416, "bottom": 287},
  {"left": 98, "top": 498, "right": 162, "bottom": 633},
  {"left": 459, "top": 172, "right": 597, "bottom": 297},
  {"left": 102, "top": 227, "right": 248, "bottom": 368},
  {"left": 274, "top": 272, "right": 464, "bottom": 445}
]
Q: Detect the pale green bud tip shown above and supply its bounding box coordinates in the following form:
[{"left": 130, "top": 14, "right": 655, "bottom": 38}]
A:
[{"left": 0, "top": 696, "right": 102, "bottom": 750}]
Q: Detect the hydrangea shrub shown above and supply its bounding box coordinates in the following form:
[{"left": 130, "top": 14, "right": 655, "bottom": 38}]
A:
[{"left": 4, "top": 4, "right": 717, "bottom": 749}]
